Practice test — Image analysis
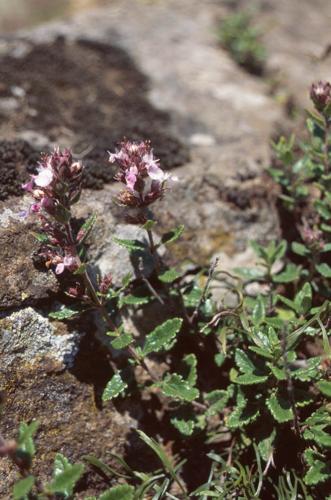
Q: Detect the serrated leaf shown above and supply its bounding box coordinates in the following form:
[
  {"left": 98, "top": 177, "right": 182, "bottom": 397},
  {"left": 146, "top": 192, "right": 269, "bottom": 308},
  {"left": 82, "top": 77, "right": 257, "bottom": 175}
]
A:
[
  {"left": 113, "top": 237, "right": 145, "bottom": 252},
  {"left": 99, "top": 485, "right": 134, "bottom": 500},
  {"left": 304, "top": 453, "right": 330, "bottom": 485},
  {"left": 235, "top": 349, "right": 256, "bottom": 373},
  {"left": 102, "top": 373, "right": 128, "bottom": 401},
  {"left": 110, "top": 332, "right": 133, "bottom": 350},
  {"left": 49, "top": 307, "right": 79, "bottom": 320},
  {"left": 205, "top": 390, "right": 229, "bottom": 416},
  {"left": 13, "top": 476, "right": 35, "bottom": 500},
  {"left": 119, "top": 294, "right": 150, "bottom": 307},
  {"left": 292, "top": 357, "right": 321, "bottom": 382},
  {"left": 267, "top": 392, "right": 293, "bottom": 423},
  {"left": 76, "top": 213, "right": 97, "bottom": 243},
  {"left": 158, "top": 268, "right": 182, "bottom": 283},
  {"left": 317, "top": 380, "right": 331, "bottom": 397},
  {"left": 182, "top": 354, "right": 197, "bottom": 386},
  {"left": 304, "top": 426, "right": 331, "bottom": 447},
  {"left": 257, "top": 428, "right": 276, "bottom": 462},
  {"left": 47, "top": 454, "right": 84, "bottom": 497},
  {"left": 142, "top": 318, "right": 183, "bottom": 356},
  {"left": 316, "top": 263, "right": 331, "bottom": 278},
  {"left": 268, "top": 364, "right": 286, "bottom": 381},
  {"left": 171, "top": 417, "right": 195, "bottom": 436},
  {"left": 157, "top": 373, "right": 199, "bottom": 402},
  {"left": 226, "top": 404, "right": 260, "bottom": 429},
  {"left": 273, "top": 263, "right": 300, "bottom": 283},
  {"left": 160, "top": 225, "right": 184, "bottom": 245},
  {"left": 17, "top": 421, "right": 39, "bottom": 459}
]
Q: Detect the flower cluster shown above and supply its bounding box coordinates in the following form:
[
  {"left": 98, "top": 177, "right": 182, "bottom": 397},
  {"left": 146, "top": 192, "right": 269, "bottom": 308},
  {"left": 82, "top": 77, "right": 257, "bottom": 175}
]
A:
[
  {"left": 22, "top": 147, "right": 83, "bottom": 221},
  {"left": 22, "top": 148, "right": 83, "bottom": 275},
  {"left": 310, "top": 80, "right": 331, "bottom": 113},
  {"left": 109, "top": 140, "right": 177, "bottom": 208}
]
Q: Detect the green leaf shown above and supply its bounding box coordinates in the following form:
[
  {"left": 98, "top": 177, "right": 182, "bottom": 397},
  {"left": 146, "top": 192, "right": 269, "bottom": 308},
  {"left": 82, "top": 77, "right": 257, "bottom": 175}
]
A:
[
  {"left": 47, "top": 454, "right": 84, "bottom": 496},
  {"left": 257, "top": 428, "right": 276, "bottom": 462},
  {"left": 317, "top": 380, "right": 331, "bottom": 397},
  {"left": 31, "top": 231, "right": 49, "bottom": 243},
  {"left": 235, "top": 349, "right": 256, "bottom": 373},
  {"left": 13, "top": 476, "right": 35, "bottom": 500},
  {"left": 113, "top": 237, "right": 145, "bottom": 252},
  {"left": 110, "top": 332, "right": 133, "bottom": 350},
  {"left": 76, "top": 213, "right": 97, "bottom": 243},
  {"left": 226, "top": 403, "right": 259, "bottom": 429},
  {"left": 158, "top": 268, "right": 182, "bottom": 283},
  {"left": 316, "top": 263, "right": 331, "bottom": 278},
  {"left": 73, "top": 263, "right": 87, "bottom": 275},
  {"left": 252, "top": 295, "right": 265, "bottom": 326},
  {"left": 171, "top": 417, "right": 195, "bottom": 436},
  {"left": 49, "top": 307, "right": 79, "bottom": 320},
  {"left": 315, "top": 200, "right": 331, "bottom": 220},
  {"left": 292, "top": 357, "right": 321, "bottom": 382},
  {"left": 142, "top": 219, "right": 156, "bottom": 231},
  {"left": 205, "top": 390, "right": 229, "bottom": 417},
  {"left": 291, "top": 241, "right": 310, "bottom": 256},
  {"left": 294, "top": 282, "right": 312, "bottom": 315},
  {"left": 273, "top": 263, "right": 300, "bottom": 283},
  {"left": 160, "top": 225, "right": 184, "bottom": 246},
  {"left": 119, "top": 294, "right": 150, "bottom": 308},
  {"left": 304, "top": 449, "right": 330, "bottom": 485},
  {"left": 267, "top": 392, "right": 293, "bottom": 423},
  {"left": 99, "top": 485, "right": 135, "bottom": 500},
  {"left": 235, "top": 373, "right": 269, "bottom": 385},
  {"left": 142, "top": 318, "right": 183, "bottom": 356},
  {"left": 182, "top": 353, "right": 197, "bottom": 386},
  {"left": 233, "top": 267, "right": 266, "bottom": 281},
  {"left": 304, "top": 426, "right": 331, "bottom": 448},
  {"left": 17, "top": 421, "right": 39, "bottom": 459},
  {"left": 157, "top": 373, "right": 199, "bottom": 402},
  {"left": 102, "top": 373, "right": 128, "bottom": 401}
]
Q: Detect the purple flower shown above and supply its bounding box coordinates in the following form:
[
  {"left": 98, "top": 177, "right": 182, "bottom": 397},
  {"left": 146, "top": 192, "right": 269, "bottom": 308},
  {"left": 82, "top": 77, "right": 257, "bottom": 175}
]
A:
[{"left": 109, "top": 139, "right": 177, "bottom": 208}]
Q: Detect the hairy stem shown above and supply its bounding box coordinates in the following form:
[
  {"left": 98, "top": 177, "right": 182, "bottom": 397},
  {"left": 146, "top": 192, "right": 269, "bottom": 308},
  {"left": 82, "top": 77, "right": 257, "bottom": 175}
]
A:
[{"left": 146, "top": 228, "right": 160, "bottom": 274}]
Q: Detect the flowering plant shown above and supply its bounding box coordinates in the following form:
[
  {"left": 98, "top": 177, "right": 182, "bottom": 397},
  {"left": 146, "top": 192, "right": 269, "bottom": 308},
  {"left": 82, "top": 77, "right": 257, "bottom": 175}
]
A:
[{"left": 3, "top": 85, "right": 331, "bottom": 498}]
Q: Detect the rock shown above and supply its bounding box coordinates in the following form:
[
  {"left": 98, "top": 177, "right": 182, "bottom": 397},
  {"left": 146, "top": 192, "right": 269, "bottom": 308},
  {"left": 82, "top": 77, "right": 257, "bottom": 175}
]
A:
[
  {"left": 0, "top": 212, "right": 59, "bottom": 310},
  {"left": 95, "top": 223, "right": 156, "bottom": 287},
  {"left": 0, "top": 307, "right": 79, "bottom": 370},
  {"left": 258, "top": 0, "right": 331, "bottom": 108}
]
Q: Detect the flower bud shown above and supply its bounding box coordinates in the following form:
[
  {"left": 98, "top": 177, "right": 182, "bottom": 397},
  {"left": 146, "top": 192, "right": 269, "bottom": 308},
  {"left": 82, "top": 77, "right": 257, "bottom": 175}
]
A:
[
  {"left": 70, "top": 161, "right": 82, "bottom": 175},
  {"left": 310, "top": 81, "right": 331, "bottom": 113}
]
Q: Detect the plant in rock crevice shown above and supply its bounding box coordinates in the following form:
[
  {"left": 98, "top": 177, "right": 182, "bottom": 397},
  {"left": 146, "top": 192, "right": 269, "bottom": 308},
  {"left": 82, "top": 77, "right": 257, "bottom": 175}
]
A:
[{"left": 2, "top": 83, "right": 331, "bottom": 498}]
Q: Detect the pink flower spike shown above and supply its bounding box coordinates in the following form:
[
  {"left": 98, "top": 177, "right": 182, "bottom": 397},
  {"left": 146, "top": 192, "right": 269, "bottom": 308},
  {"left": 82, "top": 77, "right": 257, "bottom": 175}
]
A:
[{"left": 34, "top": 167, "right": 53, "bottom": 188}]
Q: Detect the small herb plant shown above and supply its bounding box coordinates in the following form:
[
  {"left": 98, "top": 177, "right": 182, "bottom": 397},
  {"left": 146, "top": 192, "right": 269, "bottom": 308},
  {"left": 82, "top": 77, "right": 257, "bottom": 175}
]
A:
[
  {"left": 218, "top": 10, "right": 266, "bottom": 75},
  {"left": 1, "top": 83, "right": 331, "bottom": 498}
]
